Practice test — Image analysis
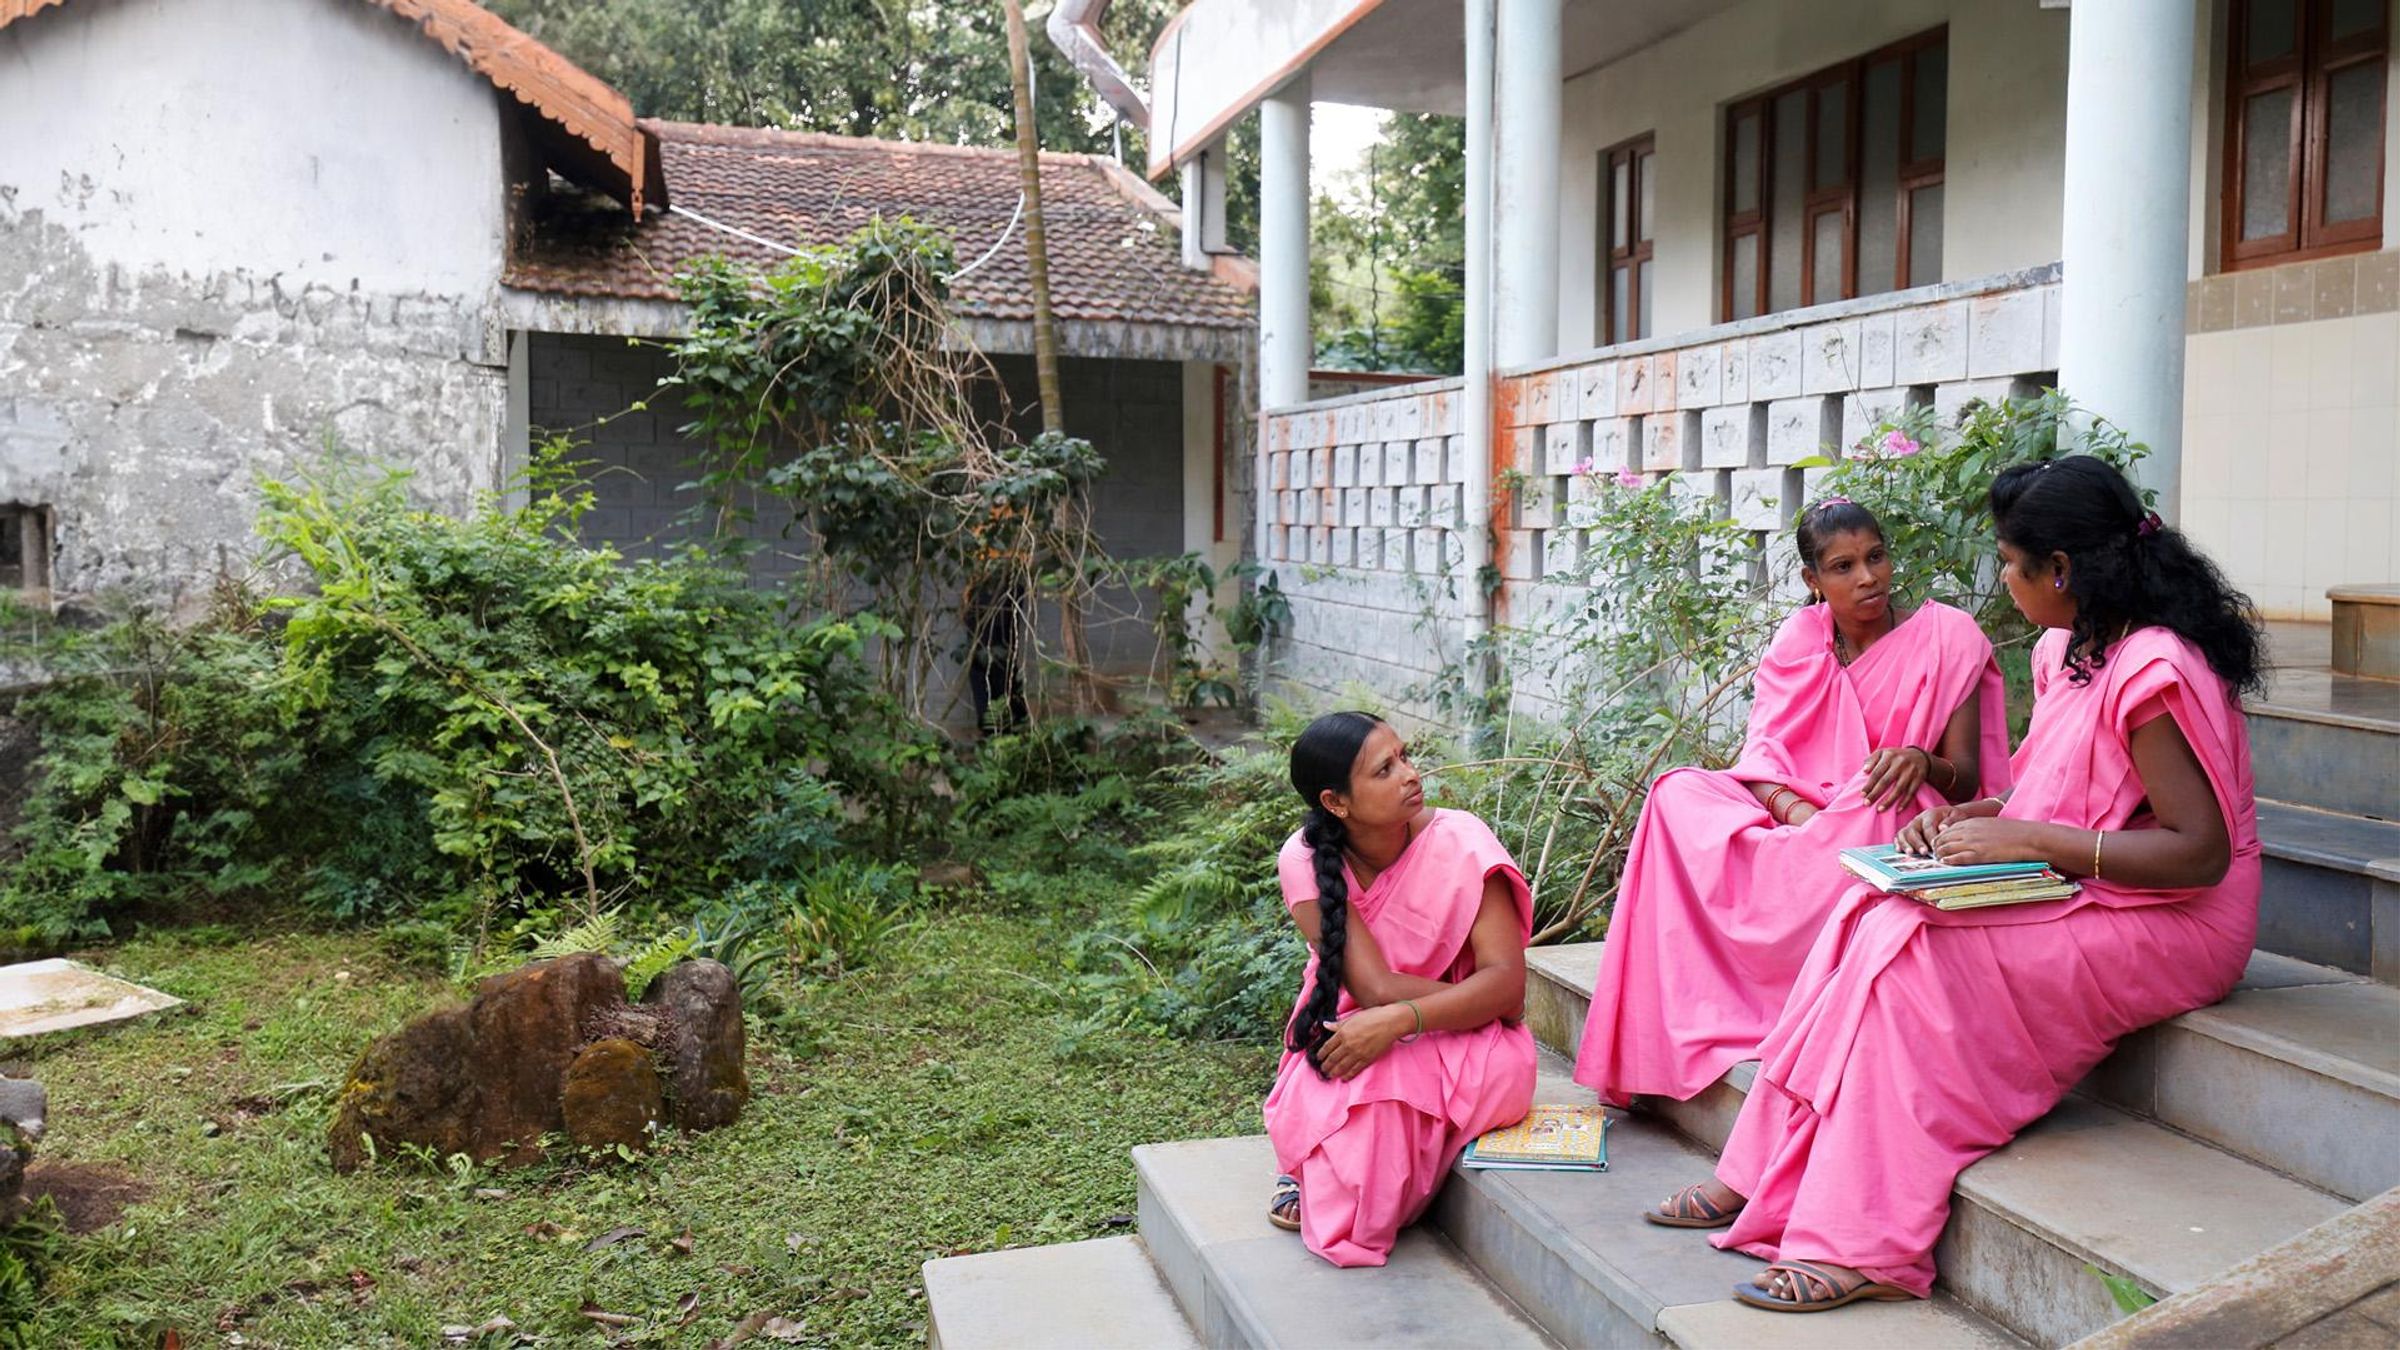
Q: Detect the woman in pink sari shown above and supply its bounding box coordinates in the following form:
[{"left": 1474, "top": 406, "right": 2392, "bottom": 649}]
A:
[
  {"left": 1576, "top": 501, "right": 2009, "bottom": 1161},
  {"left": 1261, "top": 710, "right": 1537, "bottom": 1267},
  {"left": 1658, "top": 455, "right": 2265, "bottom": 1312}
]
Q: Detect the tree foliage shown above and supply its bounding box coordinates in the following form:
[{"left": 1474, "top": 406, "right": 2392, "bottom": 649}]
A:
[{"left": 1314, "top": 114, "right": 1467, "bottom": 374}]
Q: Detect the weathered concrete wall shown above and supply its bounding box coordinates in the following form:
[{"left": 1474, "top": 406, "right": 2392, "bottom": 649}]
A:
[
  {"left": 0, "top": 0, "right": 512, "bottom": 611},
  {"left": 528, "top": 333, "right": 1199, "bottom": 676}
]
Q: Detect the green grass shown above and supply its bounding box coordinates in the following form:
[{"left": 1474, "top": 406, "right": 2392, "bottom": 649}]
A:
[{"left": 17, "top": 914, "right": 1278, "bottom": 1347}]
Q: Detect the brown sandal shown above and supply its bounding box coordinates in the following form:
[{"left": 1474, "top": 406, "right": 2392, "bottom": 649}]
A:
[
  {"left": 1733, "top": 1260, "right": 1914, "bottom": 1313},
  {"left": 1642, "top": 1182, "right": 1743, "bottom": 1229}
]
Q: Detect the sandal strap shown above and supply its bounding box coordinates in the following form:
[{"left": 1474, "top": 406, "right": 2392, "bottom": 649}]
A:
[
  {"left": 1668, "top": 1183, "right": 1726, "bottom": 1222},
  {"left": 1771, "top": 1260, "right": 1859, "bottom": 1302}
]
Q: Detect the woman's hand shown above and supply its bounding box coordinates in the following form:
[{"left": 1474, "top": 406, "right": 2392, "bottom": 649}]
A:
[
  {"left": 1783, "top": 800, "right": 1820, "bottom": 829},
  {"left": 1859, "top": 747, "right": 1932, "bottom": 811},
  {"left": 1315, "top": 1004, "right": 1415, "bottom": 1080},
  {"left": 1896, "top": 804, "right": 1966, "bottom": 855},
  {"left": 1930, "top": 816, "right": 2049, "bottom": 867}
]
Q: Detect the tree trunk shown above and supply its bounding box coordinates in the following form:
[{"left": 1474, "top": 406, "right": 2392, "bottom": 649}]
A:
[{"left": 1002, "top": 0, "right": 1100, "bottom": 713}]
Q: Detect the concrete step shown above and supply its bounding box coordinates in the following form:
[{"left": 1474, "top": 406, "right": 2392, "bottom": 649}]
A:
[
  {"left": 2245, "top": 669, "right": 2400, "bottom": 821},
  {"left": 923, "top": 1235, "right": 1200, "bottom": 1350},
  {"left": 2251, "top": 798, "right": 2400, "bottom": 979},
  {"left": 1430, "top": 1053, "right": 2026, "bottom": 1349},
  {"left": 1133, "top": 1134, "right": 1558, "bottom": 1349},
  {"left": 2329, "top": 583, "right": 2400, "bottom": 681},
  {"left": 1524, "top": 946, "right": 2355, "bottom": 1347}
]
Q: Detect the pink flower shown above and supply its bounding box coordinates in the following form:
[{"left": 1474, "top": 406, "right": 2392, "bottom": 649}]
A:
[
  {"left": 1573, "top": 458, "right": 1594, "bottom": 477},
  {"left": 1614, "top": 466, "right": 1644, "bottom": 489},
  {"left": 1881, "top": 430, "right": 1922, "bottom": 458}
]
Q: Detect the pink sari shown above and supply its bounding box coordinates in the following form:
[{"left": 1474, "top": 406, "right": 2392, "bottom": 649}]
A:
[
  {"left": 1262, "top": 809, "right": 1538, "bottom": 1267},
  {"left": 1712, "top": 627, "right": 2261, "bottom": 1295},
  {"left": 1574, "top": 600, "right": 2010, "bottom": 1105}
]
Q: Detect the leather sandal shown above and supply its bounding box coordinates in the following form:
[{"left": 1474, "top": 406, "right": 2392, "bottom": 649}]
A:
[
  {"left": 1642, "top": 1182, "right": 1743, "bottom": 1229},
  {"left": 1267, "top": 1174, "right": 1301, "bottom": 1232},
  {"left": 1733, "top": 1259, "right": 1914, "bottom": 1313}
]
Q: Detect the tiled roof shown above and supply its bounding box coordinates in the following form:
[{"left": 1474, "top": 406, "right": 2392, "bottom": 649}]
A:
[
  {"left": 1, "top": 0, "right": 663, "bottom": 215},
  {"left": 504, "top": 121, "right": 1255, "bottom": 332}
]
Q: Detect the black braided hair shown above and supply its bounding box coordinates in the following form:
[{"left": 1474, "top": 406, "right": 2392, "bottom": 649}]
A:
[
  {"left": 1990, "top": 455, "right": 2264, "bottom": 696},
  {"left": 1795, "top": 499, "right": 1886, "bottom": 599},
  {"left": 1285, "top": 710, "right": 1383, "bottom": 1078}
]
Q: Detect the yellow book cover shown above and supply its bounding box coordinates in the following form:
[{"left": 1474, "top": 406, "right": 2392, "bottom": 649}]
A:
[{"left": 1459, "top": 1104, "right": 1609, "bottom": 1171}]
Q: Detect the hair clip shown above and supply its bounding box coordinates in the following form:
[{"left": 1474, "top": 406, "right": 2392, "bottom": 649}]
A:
[
  {"left": 1811, "top": 495, "right": 1854, "bottom": 512},
  {"left": 2136, "top": 511, "right": 2163, "bottom": 538}
]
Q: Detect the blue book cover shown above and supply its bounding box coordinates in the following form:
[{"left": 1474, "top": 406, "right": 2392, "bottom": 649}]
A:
[{"left": 1839, "top": 843, "right": 2052, "bottom": 892}]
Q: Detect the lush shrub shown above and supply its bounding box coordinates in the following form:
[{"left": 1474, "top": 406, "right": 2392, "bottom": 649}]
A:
[{"left": 0, "top": 453, "right": 934, "bottom": 947}]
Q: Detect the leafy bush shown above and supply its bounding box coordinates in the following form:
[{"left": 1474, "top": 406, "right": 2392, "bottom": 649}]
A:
[{"left": 0, "top": 451, "right": 934, "bottom": 947}]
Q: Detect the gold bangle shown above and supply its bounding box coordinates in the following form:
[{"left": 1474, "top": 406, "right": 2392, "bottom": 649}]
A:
[
  {"left": 2091, "top": 829, "right": 2105, "bottom": 880},
  {"left": 1398, "top": 999, "right": 1424, "bottom": 1043}
]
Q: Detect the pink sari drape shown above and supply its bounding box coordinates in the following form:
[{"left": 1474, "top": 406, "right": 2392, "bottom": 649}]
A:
[
  {"left": 1712, "top": 627, "right": 2261, "bottom": 1296},
  {"left": 1262, "top": 809, "right": 1538, "bottom": 1267},
  {"left": 1574, "top": 601, "right": 2010, "bottom": 1105}
]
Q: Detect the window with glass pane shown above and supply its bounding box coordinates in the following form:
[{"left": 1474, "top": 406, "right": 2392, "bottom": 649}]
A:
[
  {"left": 2224, "top": 0, "right": 2385, "bottom": 269},
  {"left": 1602, "top": 134, "right": 1656, "bottom": 343},
  {"left": 1721, "top": 28, "right": 1946, "bottom": 322}
]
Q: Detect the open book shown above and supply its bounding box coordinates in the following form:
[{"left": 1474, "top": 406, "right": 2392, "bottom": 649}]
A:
[
  {"left": 1460, "top": 1104, "right": 1609, "bottom": 1172},
  {"left": 1839, "top": 844, "right": 2081, "bottom": 910}
]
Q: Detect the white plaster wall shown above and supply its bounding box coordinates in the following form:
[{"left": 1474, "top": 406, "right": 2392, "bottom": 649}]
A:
[
  {"left": 1181, "top": 360, "right": 1243, "bottom": 662},
  {"left": 1556, "top": 0, "right": 2069, "bottom": 352},
  {"left": 0, "top": 0, "right": 506, "bottom": 294},
  {"left": 2183, "top": 315, "right": 2400, "bottom": 620}
]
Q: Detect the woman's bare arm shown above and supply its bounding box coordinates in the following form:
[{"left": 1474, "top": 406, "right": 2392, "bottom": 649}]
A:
[
  {"left": 1313, "top": 876, "right": 1527, "bottom": 1079},
  {"left": 1289, "top": 900, "right": 1448, "bottom": 1006},
  {"left": 1933, "top": 698, "right": 1983, "bottom": 803},
  {"left": 1931, "top": 712, "right": 2231, "bottom": 888}
]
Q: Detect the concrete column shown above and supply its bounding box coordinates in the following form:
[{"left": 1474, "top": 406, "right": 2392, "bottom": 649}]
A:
[
  {"left": 1462, "top": 0, "right": 1497, "bottom": 707},
  {"left": 2058, "top": 0, "right": 2193, "bottom": 517},
  {"left": 1259, "top": 76, "right": 1312, "bottom": 410},
  {"left": 1494, "top": 0, "right": 1563, "bottom": 368},
  {"left": 1179, "top": 144, "right": 1229, "bottom": 271}
]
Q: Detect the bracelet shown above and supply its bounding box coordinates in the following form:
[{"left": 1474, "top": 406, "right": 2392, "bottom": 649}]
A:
[
  {"left": 1980, "top": 795, "right": 2006, "bottom": 813},
  {"left": 1398, "top": 999, "right": 1424, "bottom": 1043},
  {"left": 1764, "top": 787, "right": 1798, "bottom": 822},
  {"left": 2092, "top": 829, "right": 2105, "bottom": 881},
  {"left": 1924, "top": 750, "right": 1957, "bottom": 793}
]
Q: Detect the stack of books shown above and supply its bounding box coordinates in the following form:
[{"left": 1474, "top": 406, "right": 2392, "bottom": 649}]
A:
[
  {"left": 1459, "top": 1104, "right": 1609, "bottom": 1172},
  {"left": 1838, "top": 843, "right": 2081, "bottom": 910}
]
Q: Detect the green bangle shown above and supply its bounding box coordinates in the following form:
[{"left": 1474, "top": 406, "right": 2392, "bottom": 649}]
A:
[{"left": 1398, "top": 999, "right": 1423, "bottom": 1043}]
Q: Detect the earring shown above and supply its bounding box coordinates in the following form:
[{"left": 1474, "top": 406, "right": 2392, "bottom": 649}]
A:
[{"left": 2052, "top": 575, "right": 2065, "bottom": 590}]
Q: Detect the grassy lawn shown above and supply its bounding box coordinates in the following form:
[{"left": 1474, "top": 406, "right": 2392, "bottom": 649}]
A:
[{"left": 18, "top": 911, "right": 1278, "bottom": 1347}]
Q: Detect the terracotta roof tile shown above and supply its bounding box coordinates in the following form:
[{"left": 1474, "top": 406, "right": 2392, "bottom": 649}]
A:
[{"left": 504, "top": 121, "right": 1254, "bottom": 331}]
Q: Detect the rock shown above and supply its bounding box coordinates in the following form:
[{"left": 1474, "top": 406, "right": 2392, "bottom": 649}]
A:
[
  {"left": 918, "top": 860, "right": 979, "bottom": 891},
  {"left": 561, "top": 1038, "right": 662, "bottom": 1152},
  {"left": 641, "top": 959, "right": 748, "bottom": 1131},
  {"left": 327, "top": 1005, "right": 477, "bottom": 1172},
  {"left": 465, "top": 953, "right": 625, "bottom": 1163}
]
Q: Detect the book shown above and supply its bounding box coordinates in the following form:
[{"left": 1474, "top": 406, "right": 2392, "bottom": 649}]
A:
[
  {"left": 1838, "top": 844, "right": 2052, "bottom": 893},
  {"left": 1908, "top": 875, "right": 2081, "bottom": 910},
  {"left": 1459, "top": 1104, "right": 1609, "bottom": 1172}
]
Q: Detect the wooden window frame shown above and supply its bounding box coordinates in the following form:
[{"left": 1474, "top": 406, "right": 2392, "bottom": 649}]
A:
[
  {"left": 2223, "top": 0, "right": 2388, "bottom": 272},
  {"left": 1601, "top": 133, "right": 1657, "bottom": 345},
  {"left": 1722, "top": 27, "right": 1947, "bottom": 322}
]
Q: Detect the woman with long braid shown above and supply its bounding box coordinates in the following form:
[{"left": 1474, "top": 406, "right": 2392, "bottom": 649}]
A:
[
  {"left": 1261, "top": 711, "right": 1537, "bottom": 1267},
  {"left": 1662, "top": 457, "right": 2264, "bottom": 1312}
]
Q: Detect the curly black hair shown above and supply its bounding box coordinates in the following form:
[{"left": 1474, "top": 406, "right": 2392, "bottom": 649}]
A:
[
  {"left": 1284, "top": 710, "right": 1383, "bottom": 1078},
  {"left": 1989, "top": 456, "right": 2264, "bottom": 696}
]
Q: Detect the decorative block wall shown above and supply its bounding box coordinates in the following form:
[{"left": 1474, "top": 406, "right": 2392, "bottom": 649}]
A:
[{"left": 1259, "top": 266, "right": 2065, "bottom": 725}]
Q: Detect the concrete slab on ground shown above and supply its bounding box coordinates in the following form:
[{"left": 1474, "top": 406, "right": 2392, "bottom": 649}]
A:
[
  {"left": 0, "top": 959, "right": 181, "bottom": 1039},
  {"left": 922, "top": 1236, "right": 1198, "bottom": 1350}
]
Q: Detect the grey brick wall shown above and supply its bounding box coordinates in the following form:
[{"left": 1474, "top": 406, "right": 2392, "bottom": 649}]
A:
[{"left": 528, "top": 333, "right": 1189, "bottom": 676}]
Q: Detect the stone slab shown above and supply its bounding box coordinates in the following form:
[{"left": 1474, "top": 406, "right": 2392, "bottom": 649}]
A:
[
  {"left": 1661, "top": 1294, "right": 2028, "bottom": 1349},
  {"left": 923, "top": 1236, "right": 1199, "bottom": 1350},
  {"left": 0, "top": 959, "right": 182, "bottom": 1039},
  {"left": 2069, "top": 1186, "right": 2400, "bottom": 1350}
]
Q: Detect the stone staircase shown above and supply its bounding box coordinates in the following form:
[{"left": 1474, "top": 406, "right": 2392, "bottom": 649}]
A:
[{"left": 924, "top": 634, "right": 2400, "bottom": 1349}]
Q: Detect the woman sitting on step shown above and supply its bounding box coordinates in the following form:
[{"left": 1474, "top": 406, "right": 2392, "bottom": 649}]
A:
[
  {"left": 1574, "top": 498, "right": 2009, "bottom": 1116},
  {"left": 1262, "top": 710, "right": 1538, "bottom": 1268},
  {"left": 1653, "top": 455, "right": 2265, "bottom": 1313}
]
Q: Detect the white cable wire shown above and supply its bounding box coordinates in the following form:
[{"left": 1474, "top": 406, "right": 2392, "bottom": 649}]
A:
[
  {"left": 668, "top": 203, "right": 805, "bottom": 257},
  {"left": 950, "top": 191, "right": 1026, "bottom": 282}
]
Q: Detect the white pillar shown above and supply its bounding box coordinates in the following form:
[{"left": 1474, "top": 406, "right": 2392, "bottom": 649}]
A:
[
  {"left": 1179, "top": 143, "right": 1228, "bottom": 271},
  {"left": 2057, "top": 0, "right": 2193, "bottom": 517},
  {"left": 1462, "top": 0, "right": 1497, "bottom": 705},
  {"left": 1494, "top": 0, "right": 1563, "bottom": 368},
  {"left": 1259, "top": 76, "right": 1313, "bottom": 410}
]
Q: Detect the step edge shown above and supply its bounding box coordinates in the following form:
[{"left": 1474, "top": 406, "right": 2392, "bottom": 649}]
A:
[
  {"left": 2167, "top": 1003, "right": 2400, "bottom": 1099},
  {"left": 1654, "top": 1292, "right": 2034, "bottom": 1350},
  {"left": 1440, "top": 1148, "right": 1682, "bottom": 1335},
  {"left": 2245, "top": 699, "right": 2400, "bottom": 735}
]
